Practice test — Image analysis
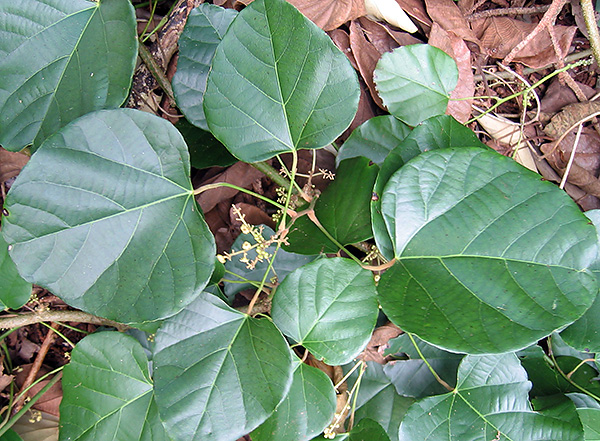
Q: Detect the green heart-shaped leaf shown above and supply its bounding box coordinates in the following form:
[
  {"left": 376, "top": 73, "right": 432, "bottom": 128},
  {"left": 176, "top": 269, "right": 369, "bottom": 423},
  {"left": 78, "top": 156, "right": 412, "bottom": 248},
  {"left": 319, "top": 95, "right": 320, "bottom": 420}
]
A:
[
  {"left": 0, "top": 233, "right": 31, "bottom": 310},
  {"left": 204, "top": 0, "right": 359, "bottom": 162},
  {"left": 60, "top": 332, "right": 164, "bottom": 441},
  {"left": 0, "top": 0, "right": 137, "bottom": 151},
  {"left": 153, "top": 292, "right": 294, "bottom": 441},
  {"left": 252, "top": 357, "right": 336, "bottom": 441},
  {"left": 173, "top": 4, "right": 237, "bottom": 131},
  {"left": 377, "top": 148, "right": 598, "bottom": 354},
  {"left": 398, "top": 353, "right": 584, "bottom": 440},
  {"left": 272, "top": 258, "right": 378, "bottom": 365},
  {"left": 374, "top": 45, "right": 457, "bottom": 126},
  {"left": 2, "top": 109, "right": 215, "bottom": 324},
  {"left": 371, "top": 115, "right": 486, "bottom": 260}
]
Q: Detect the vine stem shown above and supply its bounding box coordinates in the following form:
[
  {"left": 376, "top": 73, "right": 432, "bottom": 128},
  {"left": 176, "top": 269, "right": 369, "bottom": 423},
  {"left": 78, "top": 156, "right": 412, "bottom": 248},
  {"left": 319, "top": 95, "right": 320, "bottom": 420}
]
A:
[
  {"left": 581, "top": 0, "right": 600, "bottom": 67},
  {"left": 247, "top": 151, "right": 299, "bottom": 315},
  {"left": 193, "top": 182, "right": 290, "bottom": 213},
  {"left": 251, "top": 161, "right": 292, "bottom": 190},
  {"left": 137, "top": 43, "right": 175, "bottom": 103},
  {"left": 407, "top": 333, "right": 454, "bottom": 392},
  {"left": 0, "top": 311, "right": 128, "bottom": 331}
]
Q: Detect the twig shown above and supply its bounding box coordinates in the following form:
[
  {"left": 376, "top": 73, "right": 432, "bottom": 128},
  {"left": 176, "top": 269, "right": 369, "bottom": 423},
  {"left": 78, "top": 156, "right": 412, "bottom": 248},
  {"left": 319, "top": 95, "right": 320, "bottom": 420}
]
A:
[
  {"left": 138, "top": 43, "right": 176, "bottom": 103},
  {"left": 581, "top": 0, "right": 600, "bottom": 67},
  {"left": 559, "top": 123, "right": 584, "bottom": 189},
  {"left": 502, "top": 0, "right": 569, "bottom": 65},
  {"left": 12, "top": 323, "right": 58, "bottom": 415},
  {"left": 0, "top": 311, "right": 128, "bottom": 332},
  {"left": 251, "top": 161, "right": 293, "bottom": 190},
  {"left": 467, "top": 5, "right": 550, "bottom": 21}
]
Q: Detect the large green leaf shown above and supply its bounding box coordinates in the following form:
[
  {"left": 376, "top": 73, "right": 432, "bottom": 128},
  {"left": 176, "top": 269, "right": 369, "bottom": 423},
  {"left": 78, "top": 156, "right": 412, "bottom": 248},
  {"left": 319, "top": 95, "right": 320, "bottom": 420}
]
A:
[
  {"left": 203, "top": 0, "right": 359, "bottom": 163},
  {"left": 561, "top": 209, "right": 600, "bottom": 352},
  {"left": 153, "top": 292, "right": 294, "bottom": 441},
  {"left": 272, "top": 258, "right": 378, "bottom": 365},
  {"left": 223, "top": 224, "right": 315, "bottom": 300},
  {"left": 371, "top": 115, "right": 485, "bottom": 260},
  {"left": 377, "top": 148, "right": 599, "bottom": 354},
  {"left": 398, "top": 353, "right": 584, "bottom": 440},
  {"left": 383, "top": 334, "right": 462, "bottom": 398},
  {"left": 0, "top": 232, "right": 31, "bottom": 310},
  {"left": 374, "top": 45, "right": 457, "bottom": 126},
  {"left": 336, "top": 115, "right": 412, "bottom": 166},
  {"left": 568, "top": 393, "right": 600, "bottom": 440},
  {"left": 60, "top": 332, "right": 161, "bottom": 441},
  {"left": 173, "top": 4, "right": 237, "bottom": 131},
  {"left": 2, "top": 109, "right": 215, "bottom": 324},
  {"left": 0, "top": 0, "right": 137, "bottom": 152},
  {"left": 252, "top": 357, "right": 336, "bottom": 441},
  {"left": 284, "top": 157, "right": 379, "bottom": 255}
]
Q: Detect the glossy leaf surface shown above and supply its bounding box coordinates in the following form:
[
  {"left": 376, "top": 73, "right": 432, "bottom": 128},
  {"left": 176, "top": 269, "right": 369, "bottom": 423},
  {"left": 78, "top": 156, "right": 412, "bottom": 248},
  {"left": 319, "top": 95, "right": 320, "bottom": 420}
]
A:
[
  {"left": 153, "top": 292, "right": 294, "bottom": 441},
  {"left": 336, "top": 115, "right": 411, "bottom": 166},
  {"left": 252, "top": 358, "right": 336, "bottom": 441},
  {"left": 398, "top": 353, "right": 584, "bottom": 440},
  {"left": 0, "top": 233, "right": 31, "bottom": 310},
  {"left": 272, "top": 258, "right": 378, "bottom": 365},
  {"left": 2, "top": 109, "right": 215, "bottom": 324},
  {"left": 173, "top": 4, "right": 237, "bottom": 131},
  {"left": 60, "top": 332, "right": 158, "bottom": 441},
  {"left": 204, "top": 0, "right": 359, "bottom": 162},
  {"left": 0, "top": 0, "right": 137, "bottom": 151},
  {"left": 371, "top": 115, "right": 485, "bottom": 260},
  {"left": 377, "top": 148, "right": 599, "bottom": 353},
  {"left": 374, "top": 45, "right": 457, "bottom": 126}
]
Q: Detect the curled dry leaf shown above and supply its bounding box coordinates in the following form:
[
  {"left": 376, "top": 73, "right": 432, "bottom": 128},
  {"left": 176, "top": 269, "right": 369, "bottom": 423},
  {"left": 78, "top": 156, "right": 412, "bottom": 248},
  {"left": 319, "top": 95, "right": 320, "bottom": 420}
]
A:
[
  {"left": 540, "top": 79, "right": 596, "bottom": 117},
  {"left": 364, "top": 0, "right": 418, "bottom": 33},
  {"left": 396, "top": 0, "right": 432, "bottom": 31},
  {"left": 425, "top": 0, "right": 480, "bottom": 49},
  {"left": 544, "top": 101, "right": 600, "bottom": 139},
  {"left": 472, "top": 17, "right": 576, "bottom": 69},
  {"left": 329, "top": 28, "right": 358, "bottom": 69},
  {"left": 350, "top": 20, "right": 386, "bottom": 109},
  {"left": 285, "top": 0, "right": 366, "bottom": 31},
  {"left": 359, "top": 323, "right": 402, "bottom": 364},
  {"left": 358, "top": 17, "right": 422, "bottom": 53},
  {"left": 428, "top": 23, "right": 474, "bottom": 123}
]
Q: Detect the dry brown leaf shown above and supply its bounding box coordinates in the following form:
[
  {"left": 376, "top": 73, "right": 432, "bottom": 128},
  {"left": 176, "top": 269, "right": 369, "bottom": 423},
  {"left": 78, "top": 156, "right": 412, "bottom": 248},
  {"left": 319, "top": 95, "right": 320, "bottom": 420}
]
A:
[
  {"left": 544, "top": 101, "right": 600, "bottom": 139},
  {"left": 540, "top": 79, "right": 597, "bottom": 117},
  {"left": 195, "top": 162, "right": 264, "bottom": 213},
  {"left": 16, "top": 364, "right": 62, "bottom": 417},
  {"left": 424, "top": 0, "right": 480, "bottom": 48},
  {"left": 359, "top": 323, "right": 402, "bottom": 364},
  {"left": 0, "top": 147, "right": 29, "bottom": 183},
  {"left": 329, "top": 28, "right": 358, "bottom": 70},
  {"left": 472, "top": 17, "right": 576, "bottom": 69},
  {"left": 429, "top": 23, "right": 474, "bottom": 123},
  {"left": 350, "top": 20, "right": 386, "bottom": 109},
  {"left": 364, "top": 0, "right": 418, "bottom": 32},
  {"left": 358, "top": 17, "right": 422, "bottom": 53},
  {"left": 286, "top": 0, "right": 366, "bottom": 31},
  {"left": 395, "top": 0, "right": 432, "bottom": 31}
]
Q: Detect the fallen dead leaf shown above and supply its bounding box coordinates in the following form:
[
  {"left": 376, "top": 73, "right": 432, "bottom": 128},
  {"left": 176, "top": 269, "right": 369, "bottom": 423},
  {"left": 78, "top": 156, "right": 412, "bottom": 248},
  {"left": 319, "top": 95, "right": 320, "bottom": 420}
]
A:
[
  {"left": 540, "top": 78, "right": 597, "bottom": 117},
  {"left": 350, "top": 20, "right": 386, "bottom": 109},
  {"left": 359, "top": 323, "right": 402, "bottom": 364},
  {"left": 395, "top": 0, "right": 432, "bottom": 31},
  {"left": 472, "top": 17, "right": 576, "bottom": 69},
  {"left": 358, "top": 16, "right": 422, "bottom": 51},
  {"left": 15, "top": 365, "right": 61, "bottom": 417},
  {"left": 364, "top": 0, "right": 418, "bottom": 33},
  {"left": 429, "top": 23, "right": 474, "bottom": 123},
  {"left": 0, "top": 147, "right": 29, "bottom": 183},
  {"left": 329, "top": 28, "right": 358, "bottom": 70},
  {"left": 425, "top": 0, "right": 481, "bottom": 49},
  {"left": 286, "top": 0, "right": 366, "bottom": 31},
  {"left": 544, "top": 101, "right": 600, "bottom": 139}
]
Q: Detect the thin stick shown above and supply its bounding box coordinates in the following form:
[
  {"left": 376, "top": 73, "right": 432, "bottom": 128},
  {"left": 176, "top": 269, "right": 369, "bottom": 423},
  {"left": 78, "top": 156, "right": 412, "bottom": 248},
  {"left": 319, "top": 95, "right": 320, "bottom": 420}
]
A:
[
  {"left": 559, "top": 124, "right": 584, "bottom": 189},
  {"left": 0, "top": 311, "right": 128, "bottom": 331},
  {"left": 581, "top": 0, "right": 600, "bottom": 67}
]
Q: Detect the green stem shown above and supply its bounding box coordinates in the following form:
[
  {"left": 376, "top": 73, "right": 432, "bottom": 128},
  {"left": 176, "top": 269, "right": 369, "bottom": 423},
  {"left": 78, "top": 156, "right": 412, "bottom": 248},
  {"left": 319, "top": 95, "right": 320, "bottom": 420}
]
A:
[
  {"left": 138, "top": 43, "right": 175, "bottom": 103},
  {"left": 0, "top": 371, "right": 62, "bottom": 437},
  {"left": 306, "top": 210, "right": 363, "bottom": 265},
  {"left": 39, "top": 322, "right": 75, "bottom": 348},
  {"left": 467, "top": 59, "right": 591, "bottom": 124},
  {"left": 193, "top": 182, "right": 287, "bottom": 211},
  {"left": 407, "top": 333, "right": 454, "bottom": 392},
  {"left": 251, "top": 161, "right": 292, "bottom": 190},
  {"left": 581, "top": 0, "right": 600, "bottom": 67},
  {"left": 0, "top": 311, "right": 127, "bottom": 331}
]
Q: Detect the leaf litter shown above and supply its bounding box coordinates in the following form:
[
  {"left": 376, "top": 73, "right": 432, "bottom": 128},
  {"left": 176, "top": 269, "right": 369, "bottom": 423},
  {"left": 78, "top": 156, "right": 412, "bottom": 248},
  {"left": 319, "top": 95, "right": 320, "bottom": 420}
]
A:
[{"left": 2, "top": 0, "right": 600, "bottom": 439}]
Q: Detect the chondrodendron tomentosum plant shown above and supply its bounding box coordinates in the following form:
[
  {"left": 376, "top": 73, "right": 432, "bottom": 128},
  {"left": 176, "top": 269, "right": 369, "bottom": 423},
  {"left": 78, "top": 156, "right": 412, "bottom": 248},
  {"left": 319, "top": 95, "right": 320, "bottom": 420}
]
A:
[{"left": 1, "top": 0, "right": 600, "bottom": 440}]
